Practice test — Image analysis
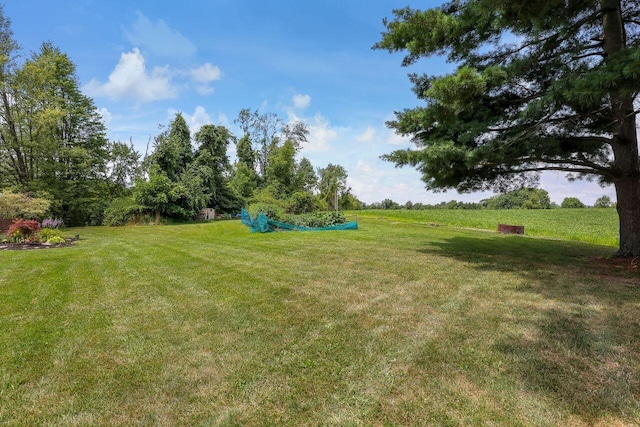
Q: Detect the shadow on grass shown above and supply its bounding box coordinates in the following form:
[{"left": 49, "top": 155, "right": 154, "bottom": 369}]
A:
[{"left": 419, "top": 235, "right": 640, "bottom": 421}]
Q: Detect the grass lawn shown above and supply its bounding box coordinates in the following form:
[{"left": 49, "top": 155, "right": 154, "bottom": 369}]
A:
[{"left": 1, "top": 218, "right": 638, "bottom": 425}]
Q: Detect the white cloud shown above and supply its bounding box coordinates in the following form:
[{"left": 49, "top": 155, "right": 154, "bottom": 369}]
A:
[
  {"left": 355, "top": 160, "right": 373, "bottom": 173},
  {"left": 188, "top": 63, "right": 222, "bottom": 96},
  {"left": 97, "top": 107, "right": 112, "bottom": 127},
  {"left": 85, "top": 48, "right": 177, "bottom": 103},
  {"left": 292, "top": 93, "right": 311, "bottom": 110},
  {"left": 387, "top": 130, "right": 412, "bottom": 146},
  {"left": 303, "top": 113, "right": 338, "bottom": 152},
  {"left": 356, "top": 126, "right": 376, "bottom": 142},
  {"left": 124, "top": 11, "right": 197, "bottom": 58}
]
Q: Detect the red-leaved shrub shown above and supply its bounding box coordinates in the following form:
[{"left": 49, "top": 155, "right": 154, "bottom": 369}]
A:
[{"left": 6, "top": 219, "right": 41, "bottom": 242}]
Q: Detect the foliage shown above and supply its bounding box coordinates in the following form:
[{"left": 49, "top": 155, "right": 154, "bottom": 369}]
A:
[
  {"left": 0, "top": 41, "right": 109, "bottom": 225},
  {"left": 286, "top": 191, "right": 317, "bottom": 214},
  {"left": 234, "top": 108, "right": 308, "bottom": 179},
  {"left": 45, "top": 235, "right": 66, "bottom": 245},
  {"left": 135, "top": 115, "right": 240, "bottom": 222},
  {"left": 593, "top": 195, "right": 613, "bottom": 208},
  {"left": 562, "top": 197, "right": 586, "bottom": 209},
  {"left": 105, "top": 140, "right": 141, "bottom": 197},
  {"left": 133, "top": 167, "right": 176, "bottom": 223},
  {"left": 41, "top": 218, "right": 64, "bottom": 229},
  {"left": 317, "top": 163, "right": 350, "bottom": 211},
  {"left": 375, "top": 1, "right": 640, "bottom": 256},
  {"left": 38, "top": 227, "right": 63, "bottom": 242},
  {"left": 246, "top": 201, "right": 286, "bottom": 221},
  {"left": 0, "top": 189, "right": 51, "bottom": 218},
  {"left": 6, "top": 219, "right": 40, "bottom": 241},
  {"left": 193, "top": 124, "right": 240, "bottom": 212},
  {"left": 292, "top": 157, "right": 318, "bottom": 193},
  {"left": 485, "top": 188, "right": 552, "bottom": 210},
  {"left": 284, "top": 211, "right": 347, "bottom": 228},
  {"left": 103, "top": 196, "right": 143, "bottom": 226}
]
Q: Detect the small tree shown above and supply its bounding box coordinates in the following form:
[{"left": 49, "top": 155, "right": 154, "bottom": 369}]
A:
[
  {"left": 0, "top": 190, "right": 50, "bottom": 218},
  {"left": 594, "top": 195, "right": 613, "bottom": 208}
]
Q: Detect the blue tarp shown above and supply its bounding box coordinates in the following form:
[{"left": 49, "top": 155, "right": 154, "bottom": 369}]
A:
[{"left": 241, "top": 208, "right": 358, "bottom": 233}]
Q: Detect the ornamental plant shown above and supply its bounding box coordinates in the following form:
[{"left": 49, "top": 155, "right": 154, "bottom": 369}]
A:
[
  {"left": 41, "top": 218, "right": 64, "bottom": 229},
  {"left": 39, "top": 227, "right": 63, "bottom": 242},
  {"left": 46, "top": 236, "right": 66, "bottom": 245},
  {"left": 6, "top": 219, "right": 41, "bottom": 242}
]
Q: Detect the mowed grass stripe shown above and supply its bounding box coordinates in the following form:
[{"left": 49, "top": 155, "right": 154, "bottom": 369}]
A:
[{"left": 1, "top": 218, "right": 638, "bottom": 425}]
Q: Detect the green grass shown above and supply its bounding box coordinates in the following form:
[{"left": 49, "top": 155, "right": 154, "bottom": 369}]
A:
[
  {"left": 356, "top": 208, "right": 619, "bottom": 247},
  {"left": 1, "top": 219, "right": 638, "bottom": 425}
]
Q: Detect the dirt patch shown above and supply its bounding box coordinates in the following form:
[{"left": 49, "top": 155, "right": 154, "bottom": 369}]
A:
[
  {"left": 587, "top": 256, "right": 640, "bottom": 287},
  {"left": 589, "top": 256, "right": 640, "bottom": 272}
]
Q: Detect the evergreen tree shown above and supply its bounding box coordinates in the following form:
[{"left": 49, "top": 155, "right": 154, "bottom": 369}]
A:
[{"left": 376, "top": 1, "right": 640, "bottom": 256}]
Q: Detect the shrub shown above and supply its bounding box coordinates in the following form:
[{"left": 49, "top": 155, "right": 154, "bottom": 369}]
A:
[
  {"left": 41, "top": 218, "right": 64, "bottom": 229},
  {"left": 287, "top": 192, "right": 317, "bottom": 214},
  {"left": 46, "top": 236, "right": 66, "bottom": 245},
  {"left": 561, "top": 197, "right": 586, "bottom": 209},
  {"left": 103, "top": 197, "right": 143, "bottom": 226},
  {"left": 39, "top": 228, "right": 63, "bottom": 242},
  {"left": 284, "top": 211, "right": 347, "bottom": 228},
  {"left": 6, "top": 219, "right": 41, "bottom": 242},
  {"left": 247, "top": 202, "right": 285, "bottom": 221}
]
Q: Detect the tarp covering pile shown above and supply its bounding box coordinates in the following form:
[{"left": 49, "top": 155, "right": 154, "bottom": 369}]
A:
[{"left": 241, "top": 208, "right": 358, "bottom": 233}]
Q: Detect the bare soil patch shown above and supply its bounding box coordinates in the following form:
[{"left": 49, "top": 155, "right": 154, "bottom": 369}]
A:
[{"left": 588, "top": 256, "right": 640, "bottom": 287}]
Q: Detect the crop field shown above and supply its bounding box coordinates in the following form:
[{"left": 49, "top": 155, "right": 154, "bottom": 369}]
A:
[
  {"left": 357, "top": 208, "right": 619, "bottom": 247},
  {"left": 1, "top": 217, "right": 638, "bottom": 426}
]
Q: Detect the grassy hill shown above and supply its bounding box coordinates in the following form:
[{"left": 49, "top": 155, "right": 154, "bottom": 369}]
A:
[{"left": 1, "top": 218, "right": 637, "bottom": 425}]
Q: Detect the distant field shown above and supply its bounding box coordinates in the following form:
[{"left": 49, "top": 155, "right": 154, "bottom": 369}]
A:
[
  {"left": 1, "top": 218, "right": 638, "bottom": 425},
  {"left": 356, "top": 208, "right": 619, "bottom": 247}
]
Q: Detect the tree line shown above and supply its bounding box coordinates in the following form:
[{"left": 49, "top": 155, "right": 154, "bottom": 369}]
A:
[
  {"left": 364, "top": 188, "right": 614, "bottom": 210},
  {"left": 0, "top": 6, "right": 360, "bottom": 226},
  {"left": 103, "top": 110, "right": 362, "bottom": 226}
]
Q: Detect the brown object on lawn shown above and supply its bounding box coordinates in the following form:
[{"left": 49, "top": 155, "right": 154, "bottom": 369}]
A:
[{"left": 498, "top": 224, "right": 525, "bottom": 234}]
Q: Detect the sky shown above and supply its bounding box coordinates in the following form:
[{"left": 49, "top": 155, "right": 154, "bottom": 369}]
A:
[{"left": 6, "top": 0, "right": 618, "bottom": 205}]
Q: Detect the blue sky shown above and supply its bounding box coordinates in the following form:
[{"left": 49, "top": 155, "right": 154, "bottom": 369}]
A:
[{"left": 6, "top": 1, "right": 617, "bottom": 205}]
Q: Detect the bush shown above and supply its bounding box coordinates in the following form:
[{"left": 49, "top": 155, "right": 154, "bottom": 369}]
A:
[
  {"left": 103, "top": 197, "right": 143, "bottom": 226},
  {"left": 39, "top": 228, "right": 63, "bottom": 242},
  {"left": 47, "top": 236, "right": 66, "bottom": 245},
  {"left": 284, "top": 211, "right": 347, "bottom": 228},
  {"left": 287, "top": 191, "right": 317, "bottom": 214},
  {"left": 247, "top": 202, "right": 286, "bottom": 221},
  {"left": 6, "top": 219, "right": 41, "bottom": 242},
  {"left": 561, "top": 197, "right": 586, "bottom": 209}
]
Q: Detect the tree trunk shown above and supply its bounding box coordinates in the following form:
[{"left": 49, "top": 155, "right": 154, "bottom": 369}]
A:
[
  {"left": 614, "top": 177, "right": 640, "bottom": 257},
  {"left": 602, "top": 0, "right": 640, "bottom": 257}
]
